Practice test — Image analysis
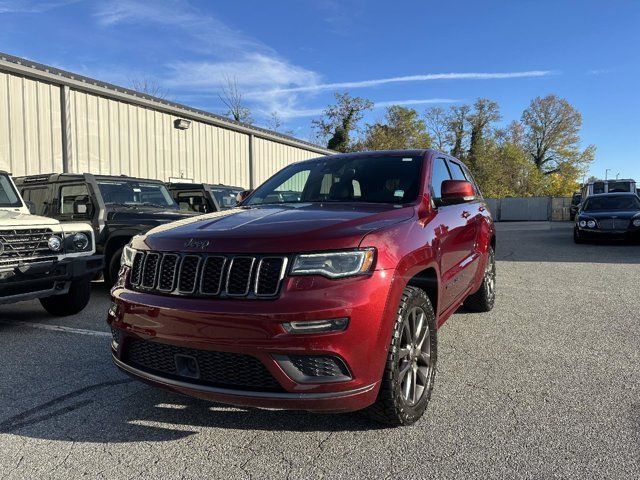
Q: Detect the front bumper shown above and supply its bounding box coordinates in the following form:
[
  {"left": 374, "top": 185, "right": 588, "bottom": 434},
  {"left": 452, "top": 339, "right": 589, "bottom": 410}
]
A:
[
  {"left": 0, "top": 255, "right": 103, "bottom": 305},
  {"left": 108, "top": 269, "right": 399, "bottom": 412},
  {"left": 576, "top": 226, "right": 640, "bottom": 241}
]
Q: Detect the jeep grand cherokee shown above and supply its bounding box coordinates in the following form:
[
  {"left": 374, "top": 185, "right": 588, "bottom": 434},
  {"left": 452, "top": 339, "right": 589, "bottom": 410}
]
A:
[{"left": 107, "top": 150, "right": 496, "bottom": 426}]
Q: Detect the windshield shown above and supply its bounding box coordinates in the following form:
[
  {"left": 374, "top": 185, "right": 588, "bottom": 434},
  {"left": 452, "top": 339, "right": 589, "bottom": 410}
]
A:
[
  {"left": 0, "top": 174, "right": 23, "bottom": 208},
  {"left": 246, "top": 155, "right": 424, "bottom": 206},
  {"left": 97, "top": 180, "right": 177, "bottom": 208},
  {"left": 583, "top": 195, "right": 640, "bottom": 212},
  {"left": 210, "top": 187, "right": 242, "bottom": 210}
]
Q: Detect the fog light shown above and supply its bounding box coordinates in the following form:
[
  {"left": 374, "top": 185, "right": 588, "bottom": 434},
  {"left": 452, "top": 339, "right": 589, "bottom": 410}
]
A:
[
  {"left": 282, "top": 318, "right": 349, "bottom": 334},
  {"left": 48, "top": 235, "right": 62, "bottom": 252}
]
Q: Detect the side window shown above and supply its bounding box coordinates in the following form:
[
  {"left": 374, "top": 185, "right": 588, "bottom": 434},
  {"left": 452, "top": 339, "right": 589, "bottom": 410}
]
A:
[
  {"left": 177, "top": 192, "right": 208, "bottom": 213},
  {"left": 460, "top": 164, "right": 481, "bottom": 197},
  {"left": 448, "top": 161, "right": 467, "bottom": 181},
  {"left": 22, "top": 187, "right": 49, "bottom": 215},
  {"left": 430, "top": 158, "right": 452, "bottom": 201},
  {"left": 60, "top": 184, "right": 90, "bottom": 216}
]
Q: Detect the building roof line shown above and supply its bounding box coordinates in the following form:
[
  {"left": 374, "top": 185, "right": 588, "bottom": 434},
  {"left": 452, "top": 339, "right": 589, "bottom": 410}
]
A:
[{"left": 0, "top": 51, "right": 333, "bottom": 156}]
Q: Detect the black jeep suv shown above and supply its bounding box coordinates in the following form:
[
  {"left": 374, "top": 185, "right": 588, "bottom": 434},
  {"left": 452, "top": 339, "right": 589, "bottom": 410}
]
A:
[
  {"left": 168, "top": 182, "right": 243, "bottom": 214},
  {"left": 15, "top": 174, "right": 194, "bottom": 286}
]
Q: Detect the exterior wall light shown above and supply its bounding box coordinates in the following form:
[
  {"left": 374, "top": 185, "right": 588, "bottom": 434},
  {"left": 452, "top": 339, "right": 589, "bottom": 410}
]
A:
[{"left": 174, "top": 118, "right": 191, "bottom": 130}]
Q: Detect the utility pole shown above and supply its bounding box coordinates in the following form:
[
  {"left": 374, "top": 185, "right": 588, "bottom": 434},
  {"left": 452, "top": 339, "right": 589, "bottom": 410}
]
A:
[
  {"left": 605, "top": 169, "right": 611, "bottom": 180},
  {"left": 616, "top": 172, "right": 620, "bottom": 180}
]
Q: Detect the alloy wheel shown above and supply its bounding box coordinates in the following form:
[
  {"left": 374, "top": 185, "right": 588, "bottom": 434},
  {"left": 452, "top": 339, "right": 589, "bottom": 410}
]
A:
[{"left": 397, "top": 306, "right": 432, "bottom": 406}]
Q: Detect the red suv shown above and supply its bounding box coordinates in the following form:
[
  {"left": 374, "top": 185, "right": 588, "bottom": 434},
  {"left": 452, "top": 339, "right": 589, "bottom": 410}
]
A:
[{"left": 107, "top": 150, "right": 496, "bottom": 426}]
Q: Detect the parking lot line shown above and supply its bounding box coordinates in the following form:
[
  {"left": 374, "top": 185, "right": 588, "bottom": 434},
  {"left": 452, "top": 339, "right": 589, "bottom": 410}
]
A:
[{"left": 0, "top": 320, "right": 111, "bottom": 337}]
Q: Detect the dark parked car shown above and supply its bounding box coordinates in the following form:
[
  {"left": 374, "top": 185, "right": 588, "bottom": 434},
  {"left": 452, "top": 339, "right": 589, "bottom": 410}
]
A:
[
  {"left": 168, "top": 183, "right": 243, "bottom": 213},
  {"left": 108, "top": 150, "right": 496, "bottom": 426},
  {"left": 15, "top": 174, "right": 194, "bottom": 285},
  {"left": 569, "top": 192, "right": 582, "bottom": 221},
  {"left": 574, "top": 193, "right": 640, "bottom": 243}
]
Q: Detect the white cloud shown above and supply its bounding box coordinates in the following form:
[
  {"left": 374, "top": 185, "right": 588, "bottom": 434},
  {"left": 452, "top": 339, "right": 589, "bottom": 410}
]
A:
[
  {"left": 0, "top": 0, "right": 81, "bottom": 13},
  {"left": 252, "top": 70, "right": 557, "bottom": 96}
]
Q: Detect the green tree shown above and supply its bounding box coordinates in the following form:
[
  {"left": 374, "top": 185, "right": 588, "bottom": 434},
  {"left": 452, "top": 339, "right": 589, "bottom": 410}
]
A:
[
  {"left": 312, "top": 92, "right": 373, "bottom": 152},
  {"left": 359, "top": 106, "right": 432, "bottom": 150},
  {"left": 467, "top": 98, "right": 501, "bottom": 168},
  {"left": 446, "top": 105, "right": 470, "bottom": 159},
  {"left": 521, "top": 95, "right": 595, "bottom": 175}
]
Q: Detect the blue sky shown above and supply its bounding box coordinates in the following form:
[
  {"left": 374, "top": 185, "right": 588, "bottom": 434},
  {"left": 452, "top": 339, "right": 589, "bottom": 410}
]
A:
[{"left": 1, "top": 0, "right": 639, "bottom": 180}]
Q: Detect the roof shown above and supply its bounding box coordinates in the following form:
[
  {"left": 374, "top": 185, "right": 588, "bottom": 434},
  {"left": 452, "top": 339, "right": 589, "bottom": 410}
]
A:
[
  {"left": 15, "top": 173, "right": 167, "bottom": 184},
  {"left": 0, "top": 51, "right": 332, "bottom": 155},
  {"left": 168, "top": 182, "right": 243, "bottom": 190}
]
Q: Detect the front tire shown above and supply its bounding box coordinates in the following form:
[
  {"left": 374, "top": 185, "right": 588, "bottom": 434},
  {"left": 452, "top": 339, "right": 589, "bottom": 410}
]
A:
[
  {"left": 104, "top": 247, "right": 124, "bottom": 288},
  {"left": 40, "top": 279, "right": 92, "bottom": 316},
  {"left": 573, "top": 228, "right": 584, "bottom": 244},
  {"left": 364, "top": 286, "right": 437, "bottom": 426},
  {"left": 464, "top": 246, "right": 496, "bottom": 312}
]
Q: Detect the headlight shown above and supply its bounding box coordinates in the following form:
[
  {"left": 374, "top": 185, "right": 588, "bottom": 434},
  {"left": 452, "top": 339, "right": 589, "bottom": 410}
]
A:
[
  {"left": 587, "top": 220, "right": 596, "bottom": 228},
  {"left": 48, "top": 235, "right": 63, "bottom": 252},
  {"left": 290, "top": 249, "right": 375, "bottom": 278},
  {"left": 579, "top": 220, "right": 587, "bottom": 227},
  {"left": 633, "top": 219, "right": 640, "bottom": 227},
  {"left": 72, "top": 232, "right": 89, "bottom": 250},
  {"left": 121, "top": 244, "right": 137, "bottom": 268}
]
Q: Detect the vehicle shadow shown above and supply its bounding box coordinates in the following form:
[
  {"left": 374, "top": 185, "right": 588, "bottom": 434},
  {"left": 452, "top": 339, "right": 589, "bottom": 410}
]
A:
[{"left": 0, "top": 379, "right": 387, "bottom": 442}]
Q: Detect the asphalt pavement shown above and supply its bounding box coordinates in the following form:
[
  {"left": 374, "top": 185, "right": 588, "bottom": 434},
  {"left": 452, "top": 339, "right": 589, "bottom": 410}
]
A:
[{"left": 0, "top": 222, "right": 638, "bottom": 479}]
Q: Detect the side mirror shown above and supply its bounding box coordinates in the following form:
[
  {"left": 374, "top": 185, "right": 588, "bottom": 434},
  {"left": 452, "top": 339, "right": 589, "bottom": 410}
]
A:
[
  {"left": 236, "top": 190, "right": 253, "bottom": 204},
  {"left": 441, "top": 180, "right": 476, "bottom": 205},
  {"left": 25, "top": 200, "right": 36, "bottom": 215}
]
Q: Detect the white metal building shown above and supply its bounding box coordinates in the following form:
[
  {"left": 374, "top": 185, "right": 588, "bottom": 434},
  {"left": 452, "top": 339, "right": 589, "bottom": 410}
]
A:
[{"left": 0, "top": 52, "right": 332, "bottom": 188}]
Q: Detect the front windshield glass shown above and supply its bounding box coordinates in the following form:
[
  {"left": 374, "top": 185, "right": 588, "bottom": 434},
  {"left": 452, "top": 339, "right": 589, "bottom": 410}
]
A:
[
  {"left": 0, "top": 174, "right": 23, "bottom": 208},
  {"left": 97, "top": 180, "right": 177, "bottom": 208},
  {"left": 210, "top": 187, "right": 242, "bottom": 210},
  {"left": 246, "top": 155, "right": 424, "bottom": 206},
  {"left": 583, "top": 195, "right": 640, "bottom": 212}
]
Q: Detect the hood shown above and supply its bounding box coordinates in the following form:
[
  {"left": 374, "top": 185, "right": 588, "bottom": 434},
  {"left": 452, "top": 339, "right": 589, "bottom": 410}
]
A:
[
  {"left": 0, "top": 210, "right": 60, "bottom": 227},
  {"left": 135, "top": 203, "right": 415, "bottom": 253},
  {"left": 107, "top": 207, "right": 195, "bottom": 224},
  {"left": 579, "top": 210, "right": 640, "bottom": 220}
]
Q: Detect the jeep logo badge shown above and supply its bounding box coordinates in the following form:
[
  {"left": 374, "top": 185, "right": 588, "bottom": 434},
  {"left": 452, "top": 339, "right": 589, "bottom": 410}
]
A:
[{"left": 184, "top": 238, "right": 210, "bottom": 250}]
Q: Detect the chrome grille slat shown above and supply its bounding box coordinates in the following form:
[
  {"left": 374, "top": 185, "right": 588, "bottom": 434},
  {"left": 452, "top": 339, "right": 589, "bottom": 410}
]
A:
[
  {"left": 177, "top": 255, "right": 201, "bottom": 293},
  {"left": 129, "top": 252, "right": 286, "bottom": 299},
  {"left": 0, "top": 228, "right": 54, "bottom": 262},
  {"left": 226, "top": 257, "right": 256, "bottom": 297}
]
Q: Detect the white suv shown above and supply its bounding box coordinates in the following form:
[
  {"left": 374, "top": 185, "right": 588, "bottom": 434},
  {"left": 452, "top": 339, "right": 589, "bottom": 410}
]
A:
[{"left": 0, "top": 171, "right": 102, "bottom": 315}]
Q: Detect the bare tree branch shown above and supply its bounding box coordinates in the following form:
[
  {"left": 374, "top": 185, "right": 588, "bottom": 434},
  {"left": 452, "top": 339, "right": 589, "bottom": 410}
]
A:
[{"left": 218, "top": 76, "right": 254, "bottom": 124}]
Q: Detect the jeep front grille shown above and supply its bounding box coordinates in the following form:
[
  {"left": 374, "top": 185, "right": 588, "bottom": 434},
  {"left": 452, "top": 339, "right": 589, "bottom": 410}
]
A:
[
  {"left": 129, "top": 251, "right": 288, "bottom": 299},
  {"left": 0, "top": 228, "right": 57, "bottom": 270}
]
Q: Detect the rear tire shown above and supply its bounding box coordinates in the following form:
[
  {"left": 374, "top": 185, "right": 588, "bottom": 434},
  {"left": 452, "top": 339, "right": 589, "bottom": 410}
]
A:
[
  {"left": 104, "top": 247, "right": 123, "bottom": 288},
  {"left": 464, "top": 246, "right": 496, "bottom": 312},
  {"left": 40, "top": 279, "right": 92, "bottom": 316},
  {"left": 364, "top": 286, "right": 437, "bottom": 426}
]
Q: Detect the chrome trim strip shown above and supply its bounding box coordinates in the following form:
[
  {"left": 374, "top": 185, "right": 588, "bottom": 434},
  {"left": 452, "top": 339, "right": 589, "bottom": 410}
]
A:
[
  {"left": 254, "top": 256, "right": 288, "bottom": 297},
  {"left": 113, "top": 355, "right": 375, "bottom": 400},
  {"left": 177, "top": 254, "right": 202, "bottom": 294},
  {"left": 199, "top": 255, "right": 227, "bottom": 296},
  {"left": 225, "top": 256, "right": 255, "bottom": 296},
  {"left": 157, "top": 253, "right": 180, "bottom": 292}
]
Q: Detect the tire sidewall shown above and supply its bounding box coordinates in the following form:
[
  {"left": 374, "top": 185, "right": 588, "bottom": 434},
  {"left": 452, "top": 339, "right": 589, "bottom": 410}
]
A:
[{"left": 388, "top": 288, "right": 437, "bottom": 424}]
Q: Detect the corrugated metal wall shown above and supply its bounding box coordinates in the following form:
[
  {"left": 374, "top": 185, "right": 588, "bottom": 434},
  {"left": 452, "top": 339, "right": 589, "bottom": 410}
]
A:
[
  {"left": 253, "top": 137, "right": 321, "bottom": 185},
  {"left": 0, "top": 71, "right": 63, "bottom": 175},
  {"left": 68, "top": 90, "right": 250, "bottom": 186},
  {"left": 0, "top": 66, "right": 331, "bottom": 187}
]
